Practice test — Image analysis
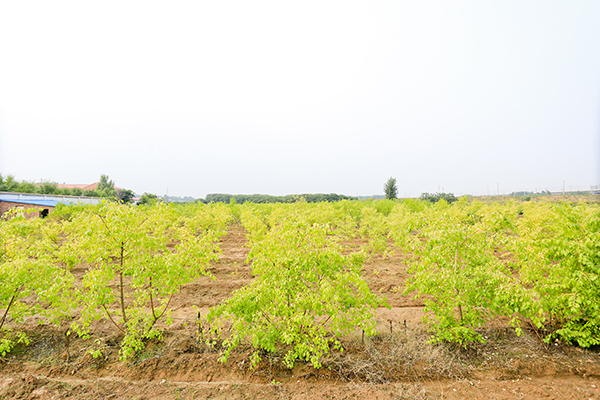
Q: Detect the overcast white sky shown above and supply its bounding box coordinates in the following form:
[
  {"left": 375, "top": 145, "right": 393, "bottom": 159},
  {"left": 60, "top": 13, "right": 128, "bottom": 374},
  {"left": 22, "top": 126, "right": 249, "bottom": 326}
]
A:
[{"left": 1, "top": 1, "right": 599, "bottom": 198}]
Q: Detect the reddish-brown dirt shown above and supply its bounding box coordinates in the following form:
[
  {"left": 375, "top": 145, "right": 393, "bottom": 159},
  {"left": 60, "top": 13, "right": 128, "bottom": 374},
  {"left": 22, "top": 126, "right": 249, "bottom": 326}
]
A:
[{"left": 1, "top": 225, "right": 599, "bottom": 399}]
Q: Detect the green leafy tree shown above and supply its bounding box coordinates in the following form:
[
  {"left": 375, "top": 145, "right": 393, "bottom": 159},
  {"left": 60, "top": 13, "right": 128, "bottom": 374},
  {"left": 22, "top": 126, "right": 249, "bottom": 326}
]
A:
[
  {"left": 97, "top": 174, "right": 115, "bottom": 198},
  {"left": 0, "top": 209, "right": 74, "bottom": 356},
  {"left": 514, "top": 201, "right": 600, "bottom": 347},
  {"left": 97, "top": 174, "right": 114, "bottom": 191},
  {"left": 0, "top": 175, "right": 18, "bottom": 192},
  {"left": 61, "top": 202, "right": 224, "bottom": 359},
  {"left": 15, "top": 181, "right": 36, "bottom": 194},
  {"left": 403, "top": 199, "right": 527, "bottom": 345},
  {"left": 383, "top": 177, "right": 398, "bottom": 200},
  {"left": 83, "top": 189, "right": 99, "bottom": 197},
  {"left": 38, "top": 181, "right": 59, "bottom": 195},
  {"left": 116, "top": 189, "right": 135, "bottom": 204},
  {"left": 358, "top": 205, "right": 393, "bottom": 259},
  {"left": 207, "top": 216, "right": 387, "bottom": 369},
  {"left": 137, "top": 193, "right": 161, "bottom": 206}
]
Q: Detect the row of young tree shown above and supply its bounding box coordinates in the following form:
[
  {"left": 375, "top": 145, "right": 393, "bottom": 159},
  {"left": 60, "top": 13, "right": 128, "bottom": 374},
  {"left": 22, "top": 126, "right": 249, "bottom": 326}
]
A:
[
  {"left": 206, "top": 203, "right": 386, "bottom": 368},
  {"left": 0, "top": 201, "right": 232, "bottom": 358},
  {"left": 1, "top": 200, "right": 385, "bottom": 366},
  {"left": 211, "top": 197, "right": 600, "bottom": 361},
  {"left": 1, "top": 197, "right": 598, "bottom": 368},
  {"left": 398, "top": 198, "right": 600, "bottom": 347}
]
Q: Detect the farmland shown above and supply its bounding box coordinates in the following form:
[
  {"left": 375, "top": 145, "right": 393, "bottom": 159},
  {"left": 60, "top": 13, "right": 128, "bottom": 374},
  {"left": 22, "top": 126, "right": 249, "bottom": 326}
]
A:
[{"left": 1, "top": 196, "right": 599, "bottom": 399}]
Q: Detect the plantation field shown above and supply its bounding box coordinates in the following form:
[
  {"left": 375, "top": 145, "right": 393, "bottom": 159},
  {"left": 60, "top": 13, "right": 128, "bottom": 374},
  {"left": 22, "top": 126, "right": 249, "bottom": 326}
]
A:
[{"left": 1, "top": 196, "right": 599, "bottom": 399}]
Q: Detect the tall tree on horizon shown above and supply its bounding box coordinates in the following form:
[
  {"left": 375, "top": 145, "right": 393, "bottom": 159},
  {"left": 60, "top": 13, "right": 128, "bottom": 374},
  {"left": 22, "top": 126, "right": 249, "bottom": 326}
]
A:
[
  {"left": 97, "top": 174, "right": 115, "bottom": 198},
  {"left": 97, "top": 174, "right": 114, "bottom": 192},
  {"left": 384, "top": 177, "right": 398, "bottom": 200}
]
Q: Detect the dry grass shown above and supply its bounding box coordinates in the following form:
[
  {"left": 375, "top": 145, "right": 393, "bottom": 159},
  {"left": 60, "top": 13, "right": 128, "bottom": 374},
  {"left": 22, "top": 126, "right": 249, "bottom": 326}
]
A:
[{"left": 325, "top": 327, "right": 471, "bottom": 384}]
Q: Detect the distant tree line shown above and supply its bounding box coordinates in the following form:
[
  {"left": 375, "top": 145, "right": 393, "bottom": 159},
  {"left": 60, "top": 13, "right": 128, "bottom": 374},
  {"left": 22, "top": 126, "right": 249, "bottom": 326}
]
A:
[
  {"left": 0, "top": 174, "right": 135, "bottom": 203},
  {"left": 202, "top": 193, "right": 356, "bottom": 204},
  {"left": 1, "top": 174, "right": 357, "bottom": 205},
  {"left": 509, "top": 190, "right": 552, "bottom": 197},
  {"left": 162, "top": 195, "right": 197, "bottom": 203},
  {"left": 420, "top": 192, "right": 458, "bottom": 204}
]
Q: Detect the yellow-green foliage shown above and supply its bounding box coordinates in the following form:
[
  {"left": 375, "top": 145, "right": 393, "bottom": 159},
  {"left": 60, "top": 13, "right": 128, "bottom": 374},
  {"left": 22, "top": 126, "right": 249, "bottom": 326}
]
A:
[
  {"left": 208, "top": 209, "right": 387, "bottom": 368},
  {"left": 1, "top": 197, "right": 598, "bottom": 361}
]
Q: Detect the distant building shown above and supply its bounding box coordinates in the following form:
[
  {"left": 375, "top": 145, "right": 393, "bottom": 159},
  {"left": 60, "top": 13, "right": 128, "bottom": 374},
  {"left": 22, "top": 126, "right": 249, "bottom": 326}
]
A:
[
  {"left": 57, "top": 183, "right": 100, "bottom": 191},
  {"left": 57, "top": 182, "right": 122, "bottom": 192},
  {"left": 0, "top": 192, "right": 101, "bottom": 218}
]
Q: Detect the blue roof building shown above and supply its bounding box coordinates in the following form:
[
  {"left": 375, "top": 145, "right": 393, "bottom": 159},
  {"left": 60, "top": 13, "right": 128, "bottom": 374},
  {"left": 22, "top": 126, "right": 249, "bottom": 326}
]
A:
[{"left": 0, "top": 192, "right": 101, "bottom": 217}]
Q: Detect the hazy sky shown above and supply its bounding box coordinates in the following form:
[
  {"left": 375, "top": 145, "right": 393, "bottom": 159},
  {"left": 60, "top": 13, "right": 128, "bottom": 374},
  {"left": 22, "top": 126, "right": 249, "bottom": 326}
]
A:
[{"left": 1, "top": 1, "right": 599, "bottom": 198}]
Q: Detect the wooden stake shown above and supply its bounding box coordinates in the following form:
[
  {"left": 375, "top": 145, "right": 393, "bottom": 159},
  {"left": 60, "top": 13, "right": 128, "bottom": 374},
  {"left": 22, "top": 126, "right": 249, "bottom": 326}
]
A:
[{"left": 64, "top": 330, "right": 70, "bottom": 363}]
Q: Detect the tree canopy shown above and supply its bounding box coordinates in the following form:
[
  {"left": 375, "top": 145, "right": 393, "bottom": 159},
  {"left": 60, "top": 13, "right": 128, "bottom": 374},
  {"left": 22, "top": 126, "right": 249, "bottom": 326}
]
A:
[{"left": 383, "top": 177, "right": 398, "bottom": 200}]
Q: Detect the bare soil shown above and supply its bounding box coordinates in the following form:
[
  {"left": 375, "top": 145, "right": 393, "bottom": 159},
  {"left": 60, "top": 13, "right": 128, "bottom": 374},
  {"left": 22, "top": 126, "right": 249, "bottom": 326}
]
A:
[{"left": 1, "top": 225, "right": 599, "bottom": 399}]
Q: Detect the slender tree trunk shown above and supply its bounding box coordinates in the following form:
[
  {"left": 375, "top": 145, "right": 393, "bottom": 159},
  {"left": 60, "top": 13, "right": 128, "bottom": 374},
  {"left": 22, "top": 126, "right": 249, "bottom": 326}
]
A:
[
  {"left": 0, "top": 288, "right": 19, "bottom": 332},
  {"left": 64, "top": 329, "right": 70, "bottom": 363},
  {"left": 149, "top": 276, "right": 157, "bottom": 320},
  {"left": 119, "top": 242, "right": 127, "bottom": 324}
]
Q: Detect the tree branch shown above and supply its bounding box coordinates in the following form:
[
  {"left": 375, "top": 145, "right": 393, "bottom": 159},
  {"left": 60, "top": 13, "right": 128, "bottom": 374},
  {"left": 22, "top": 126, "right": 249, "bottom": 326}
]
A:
[{"left": 102, "top": 304, "right": 125, "bottom": 333}]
